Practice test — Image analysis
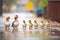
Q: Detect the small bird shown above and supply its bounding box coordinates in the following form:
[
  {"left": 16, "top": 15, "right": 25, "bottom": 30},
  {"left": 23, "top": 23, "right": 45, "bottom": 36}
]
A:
[
  {"left": 40, "top": 21, "right": 44, "bottom": 29},
  {"left": 34, "top": 20, "right": 38, "bottom": 29},
  {"left": 12, "top": 15, "right": 19, "bottom": 30},
  {"left": 28, "top": 20, "right": 33, "bottom": 29},
  {"left": 46, "top": 20, "right": 50, "bottom": 25},
  {"left": 5, "top": 16, "right": 10, "bottom": 30},
  {"left": 22, "top": 20, "right": 27, "bottom": 29},
  {"left": 45, "top": 20, "right": 50, "bottom": 29}
]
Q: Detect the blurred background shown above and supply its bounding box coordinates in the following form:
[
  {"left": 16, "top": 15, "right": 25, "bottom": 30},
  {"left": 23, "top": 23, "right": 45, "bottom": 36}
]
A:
[
  {"left": 2, "top": 0, "right": 48, "bottom": 13},
  {"left": 2, "top": 0, "right": 60, "bottom": 22}
]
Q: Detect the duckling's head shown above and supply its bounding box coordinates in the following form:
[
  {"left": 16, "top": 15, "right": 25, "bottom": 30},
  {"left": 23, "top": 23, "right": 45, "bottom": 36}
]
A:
[
  {"left": 23, "top": 20, "right": 25, "bottom": 23},
  {"left": 14, "top": 15, "right": 18, "bottom": 20},
  {"left": 47, "top": 20, "right": 50, "bottom": 23},
  {"left": 34, "top": 20, "right": 37, "bottom": 23},
  {"left": 41, "top": 21, "right": 43, "bottom": 23},
  {"left": 29, "top": 20, "right": 31, "bottom": 23},
  {"left": 6, "top": 16, "right": 10, "bottom": 20}
]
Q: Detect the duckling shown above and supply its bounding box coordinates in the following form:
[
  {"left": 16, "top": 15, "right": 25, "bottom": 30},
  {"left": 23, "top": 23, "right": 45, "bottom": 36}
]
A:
[
  {"left": 22, "top": 20, "right": 27, "bottom": 29},
  {"left": 5, "top": 16, "right": 10, "bottom": 30},
  {"left": 46, "top": 20, "right": 50, "bottom": 25},
  {"left": 40, "top": 21, "right": 44, "bottom": 29},
  {"left": 12, "top": 15, "right": 19, "bottom": 30},
  {"left": 28, "top": 20, "right": 33, "bottom": 29},
  {"left": 34, "top": 20, "right": 38, "bottom": 29},
  {"left": 45, "top": 20, "right": 50, "bottom": 29}
]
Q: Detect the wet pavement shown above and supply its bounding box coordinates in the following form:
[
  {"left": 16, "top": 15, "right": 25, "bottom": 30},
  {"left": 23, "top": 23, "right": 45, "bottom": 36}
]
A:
[
  {"left": 0, "top": 13, "right": 60, "bottom": 40},
  {"left": 0, "top": 27, "right": 60, "bottom": 40}
]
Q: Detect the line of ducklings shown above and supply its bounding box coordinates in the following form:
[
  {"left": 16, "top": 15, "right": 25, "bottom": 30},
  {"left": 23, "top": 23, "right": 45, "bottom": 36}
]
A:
[{"left": 5, "top": 16, "right": 50, "bottom": 30}]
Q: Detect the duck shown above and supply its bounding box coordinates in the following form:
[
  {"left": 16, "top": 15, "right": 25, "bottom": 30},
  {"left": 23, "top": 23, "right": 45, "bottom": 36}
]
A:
[
  {"left": 28, "top": 20, "right": 33, "bottom": 27},
  {"left": 45, "top": 20, "right": 50, "bottom": 29},
  {"left": 12, "top": 15, "right": 19, "bottom": 30},
  {"left": 5, "top": 16, "right": 10, "bottom": 29},
  {"left": 40, "top": 21, "right": 44, "bottom": 29},
  {"left": 34, "top": 20, "right": 38, "bottom": 27},
  {"left": 22, "top": 20, "right": 26, "bottom": 28}
]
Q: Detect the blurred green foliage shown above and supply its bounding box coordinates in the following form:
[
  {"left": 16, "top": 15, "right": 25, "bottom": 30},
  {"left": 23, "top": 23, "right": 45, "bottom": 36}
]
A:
[
  {"left": 30, "top": 0, "right": 48, "bottom": 8},
  {"left": 3, "top": 0, "right": 16, "bottom": 5}
]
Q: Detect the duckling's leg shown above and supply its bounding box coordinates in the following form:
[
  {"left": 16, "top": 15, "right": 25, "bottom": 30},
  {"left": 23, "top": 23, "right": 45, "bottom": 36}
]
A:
[
  {"left": 40, "top": 26, "right": 44, "bottom": 29},
  {"left": 46, "top": 25, "right": 50, "bottom": 29},
  {"left": 5, "top": 26, "right": 7, "bottom": 30},
  {"left": 24, "top": 26, "right": 26, "bottom": 29},
  {"left": 7, "top": 26, "right": 10, "bottom": 30},
  {"left": 29, "top": 26, "right": 32, "bottom": 30},
  {"left": 34, "top": 26, "right": 38, "bottom": 29},
  {"left": 13, "top": 26, "right": 15, "bottom": 30},
  {"left": 15, "top": 26, "right": 18, "bottom": 30},
  {"left": 23, "top": 26, "right": 26, "bottom": 30},
  {"left": 6, "top": 26, "right": 10, "bottom": 30},
  {"left": 13, "top": 26, "right": 17, "bottom": 30}
]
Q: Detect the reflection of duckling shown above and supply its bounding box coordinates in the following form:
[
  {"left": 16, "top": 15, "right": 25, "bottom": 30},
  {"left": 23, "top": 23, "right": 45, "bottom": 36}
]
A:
[
  {"left": 5, "top": 16, "right": 10, "bottom": 29},
  {"left": 40, "top": 21, "right": 44, "bottom": 29},
  {"left": 34, "top": 20, "right": 38, "bottom": 29},
  {"left": 22, "top": 20, "right": 27, "bottom": 29},
  {"left": 46, "top": 20, "right": 50, "bottom": 29},
  {"left": 28, "top": 20, "right": 33, "bottom": 29},
  {"left": 12, "top": 15, "right": 19, "bottom": 30}
]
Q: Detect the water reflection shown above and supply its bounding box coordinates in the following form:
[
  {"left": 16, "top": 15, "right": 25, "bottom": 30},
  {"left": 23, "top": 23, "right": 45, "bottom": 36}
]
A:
[
  {"left": 24, "top": 31, "right": 32, "bottom": 37},
  {"left": 3, "top": 29, "right": 12, "bottom": 40},
  {"left": 2, "top": 28, "right": 60, "bottom": 40},
  {"left": 3, "top": 29, "right": 50, "bottom": 40},
  {"left": 12, "top": 29, "right": 19, "bottom": 40}
]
